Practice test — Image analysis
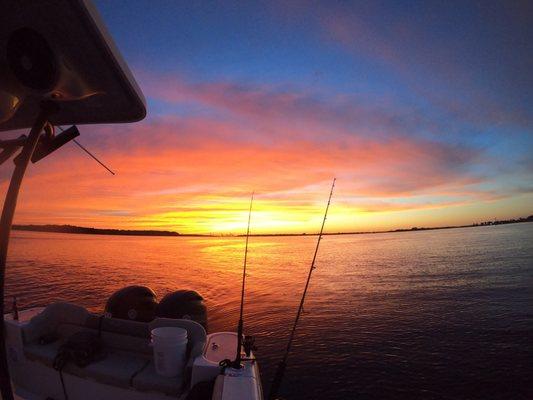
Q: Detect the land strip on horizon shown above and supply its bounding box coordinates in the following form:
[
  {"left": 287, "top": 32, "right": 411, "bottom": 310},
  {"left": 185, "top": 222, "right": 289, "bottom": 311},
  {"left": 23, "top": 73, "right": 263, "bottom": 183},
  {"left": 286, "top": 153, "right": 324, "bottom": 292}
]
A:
[{"left": 12, "top": 216, "right": 533, "bottom": 238}]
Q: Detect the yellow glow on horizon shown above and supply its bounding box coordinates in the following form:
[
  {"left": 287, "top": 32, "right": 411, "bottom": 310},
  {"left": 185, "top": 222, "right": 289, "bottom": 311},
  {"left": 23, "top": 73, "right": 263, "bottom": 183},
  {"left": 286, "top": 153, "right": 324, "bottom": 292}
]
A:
[
  {"left": 131, "top": 196, "right": 364, "bottom": 234},
  {"left": 135, "top": 203, "right": 319, "bottom": 234},
  {"left": 122, "top": 193, "right": 533, "bottom": 235}
]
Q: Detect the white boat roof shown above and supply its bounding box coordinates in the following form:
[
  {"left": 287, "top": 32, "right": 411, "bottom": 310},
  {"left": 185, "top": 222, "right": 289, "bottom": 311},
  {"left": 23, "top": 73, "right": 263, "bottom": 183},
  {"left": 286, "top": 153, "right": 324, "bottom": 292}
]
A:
[{"left": 0, "top": 0, "right": 146, "bottom": 132}]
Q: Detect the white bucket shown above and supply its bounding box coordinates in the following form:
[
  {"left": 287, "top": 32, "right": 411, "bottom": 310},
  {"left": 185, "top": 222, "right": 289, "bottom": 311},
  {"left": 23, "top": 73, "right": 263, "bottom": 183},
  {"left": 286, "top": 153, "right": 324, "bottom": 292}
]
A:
[{"left": 151, "top": 327, "right": 188, "bottom": 377}]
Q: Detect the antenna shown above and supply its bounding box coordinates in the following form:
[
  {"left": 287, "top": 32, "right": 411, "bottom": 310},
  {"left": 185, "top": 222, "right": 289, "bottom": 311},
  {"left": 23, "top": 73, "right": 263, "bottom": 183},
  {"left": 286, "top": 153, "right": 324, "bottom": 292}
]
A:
[
  {"left": 269, "top": 178, "right": 336, "bottom": 399},
  {"left": 232, "top": 192, "right": 254, "bottom": 369},
  {"left": 72, "top": 139, "right": 115, "bottom": 175},
  {"left": 57, "top": 125, "right": 116, "bottom": 175}
]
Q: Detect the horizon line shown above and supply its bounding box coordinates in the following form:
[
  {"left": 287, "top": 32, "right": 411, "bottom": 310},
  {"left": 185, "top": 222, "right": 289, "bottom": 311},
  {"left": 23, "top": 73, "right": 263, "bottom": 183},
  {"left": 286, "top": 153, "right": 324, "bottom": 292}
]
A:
[{"left": 12, "top": 215, "right": 533, "bottom": 238}]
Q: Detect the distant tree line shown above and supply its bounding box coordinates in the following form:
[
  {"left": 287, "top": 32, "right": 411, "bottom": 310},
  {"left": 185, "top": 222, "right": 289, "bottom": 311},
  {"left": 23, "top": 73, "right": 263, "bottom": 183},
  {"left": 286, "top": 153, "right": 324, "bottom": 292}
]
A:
[
  {"left": 472, "top": 215, "right": 533, "bottom": 226},
  {"left": 12, "top": 224, "right": 181, "bottom": 237}
]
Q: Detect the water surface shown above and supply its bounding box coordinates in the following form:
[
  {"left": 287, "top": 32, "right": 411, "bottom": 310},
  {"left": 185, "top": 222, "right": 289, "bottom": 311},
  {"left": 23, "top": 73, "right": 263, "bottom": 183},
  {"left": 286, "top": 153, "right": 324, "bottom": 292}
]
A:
[{"left": 5, "top": 224, "right": 533, "bottom": 399}]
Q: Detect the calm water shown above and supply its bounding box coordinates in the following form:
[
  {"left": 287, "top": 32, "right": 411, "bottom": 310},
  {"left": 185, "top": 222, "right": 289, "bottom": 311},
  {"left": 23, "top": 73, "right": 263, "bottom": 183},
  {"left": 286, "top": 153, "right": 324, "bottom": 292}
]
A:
[{"left": 4, "top": 224, "right": 533, "bottom": 399}]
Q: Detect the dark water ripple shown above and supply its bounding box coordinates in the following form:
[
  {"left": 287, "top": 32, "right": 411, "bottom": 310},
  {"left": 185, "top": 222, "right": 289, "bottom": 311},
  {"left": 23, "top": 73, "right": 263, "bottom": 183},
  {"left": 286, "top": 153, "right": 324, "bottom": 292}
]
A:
[{"left": 4, "top": 224, "right": 533, "bottom": 399}]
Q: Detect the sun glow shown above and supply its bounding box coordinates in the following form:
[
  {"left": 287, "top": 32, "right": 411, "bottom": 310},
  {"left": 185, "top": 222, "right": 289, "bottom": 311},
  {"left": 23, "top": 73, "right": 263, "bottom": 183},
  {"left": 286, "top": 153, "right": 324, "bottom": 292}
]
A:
[{"left": 134, "top": 198, "right": 328, "bottom": 235}]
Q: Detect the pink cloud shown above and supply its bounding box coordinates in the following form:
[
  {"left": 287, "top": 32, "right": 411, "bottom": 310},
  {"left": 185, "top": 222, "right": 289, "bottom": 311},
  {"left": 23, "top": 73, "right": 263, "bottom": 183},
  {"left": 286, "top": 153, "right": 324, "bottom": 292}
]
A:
[{"left": 139, "top": 72, "right": 454, "bottom": 144}]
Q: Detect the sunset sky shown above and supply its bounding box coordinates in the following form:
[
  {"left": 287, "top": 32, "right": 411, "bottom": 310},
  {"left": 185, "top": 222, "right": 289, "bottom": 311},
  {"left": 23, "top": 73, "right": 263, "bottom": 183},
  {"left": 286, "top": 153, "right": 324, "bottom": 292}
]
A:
[{"left": 2, "top": 1, "right": 532, "bottom": 234}]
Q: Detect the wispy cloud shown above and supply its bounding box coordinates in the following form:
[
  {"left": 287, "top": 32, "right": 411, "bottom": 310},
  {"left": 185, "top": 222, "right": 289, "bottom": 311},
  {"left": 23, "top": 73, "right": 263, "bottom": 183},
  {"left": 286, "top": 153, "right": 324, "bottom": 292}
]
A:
[{"left": 312, "top": 1, "right": 533, "bottom": 130}]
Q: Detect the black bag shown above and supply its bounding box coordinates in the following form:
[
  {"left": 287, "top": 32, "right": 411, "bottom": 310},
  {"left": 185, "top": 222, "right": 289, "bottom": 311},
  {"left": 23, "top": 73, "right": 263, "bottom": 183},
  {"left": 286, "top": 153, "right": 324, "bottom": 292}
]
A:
[{"left": 54, "top": 331, "right": 105, "bottom": 369}]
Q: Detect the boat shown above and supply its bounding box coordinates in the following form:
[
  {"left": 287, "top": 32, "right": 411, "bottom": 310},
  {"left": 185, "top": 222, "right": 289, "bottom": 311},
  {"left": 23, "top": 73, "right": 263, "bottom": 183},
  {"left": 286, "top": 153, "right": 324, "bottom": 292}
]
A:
[
  {"left": 4, "top": 288, "right": 262, "bottom": 400},
  {"left": 0, "top": 1, "right": 263, "bottom": 399}
]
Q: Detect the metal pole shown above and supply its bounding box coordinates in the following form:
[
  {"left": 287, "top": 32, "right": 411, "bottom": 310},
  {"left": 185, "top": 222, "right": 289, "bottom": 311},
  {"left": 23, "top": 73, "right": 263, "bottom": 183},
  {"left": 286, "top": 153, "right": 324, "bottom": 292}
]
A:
[{"left": 0, "top": 101, "right": 58, "bottom": 400}]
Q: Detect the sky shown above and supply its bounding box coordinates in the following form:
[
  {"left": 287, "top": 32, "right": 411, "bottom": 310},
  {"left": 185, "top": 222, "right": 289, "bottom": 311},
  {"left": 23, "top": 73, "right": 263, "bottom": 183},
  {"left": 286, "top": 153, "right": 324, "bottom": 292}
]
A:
[{"left": 2, "top": 0, "right": 532, "bottom": 234}]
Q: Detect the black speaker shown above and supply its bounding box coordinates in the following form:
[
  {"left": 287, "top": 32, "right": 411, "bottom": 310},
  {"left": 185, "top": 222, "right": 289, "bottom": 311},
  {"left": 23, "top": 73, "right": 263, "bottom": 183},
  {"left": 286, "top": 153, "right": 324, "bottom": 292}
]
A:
[{"left": 7, "top": 28, "right": 59, "bottom": 92}]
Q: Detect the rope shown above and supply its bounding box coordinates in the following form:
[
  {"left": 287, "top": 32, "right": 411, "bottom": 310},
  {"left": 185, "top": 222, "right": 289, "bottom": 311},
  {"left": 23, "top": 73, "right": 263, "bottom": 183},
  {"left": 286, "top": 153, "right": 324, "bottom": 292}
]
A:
[{"left": 53, "top": 350, "right": 69, "bottom": 400}]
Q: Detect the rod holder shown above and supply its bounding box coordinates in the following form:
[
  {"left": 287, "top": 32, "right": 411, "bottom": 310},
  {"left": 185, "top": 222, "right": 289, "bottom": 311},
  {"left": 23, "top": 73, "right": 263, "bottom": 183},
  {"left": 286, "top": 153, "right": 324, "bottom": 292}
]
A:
[{"left": 31, "top": 125, "right": 80, "bottom": 163}]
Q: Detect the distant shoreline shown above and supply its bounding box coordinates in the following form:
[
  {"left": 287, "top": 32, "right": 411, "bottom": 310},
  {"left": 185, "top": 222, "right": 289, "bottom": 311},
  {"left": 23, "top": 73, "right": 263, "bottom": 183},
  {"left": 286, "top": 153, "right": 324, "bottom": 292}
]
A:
[
  {"left": 12, "top": 216, "right": 532, "bottom": 238},
  {"left": 12, "top": 224, "right": 192, "bottom": 237}
]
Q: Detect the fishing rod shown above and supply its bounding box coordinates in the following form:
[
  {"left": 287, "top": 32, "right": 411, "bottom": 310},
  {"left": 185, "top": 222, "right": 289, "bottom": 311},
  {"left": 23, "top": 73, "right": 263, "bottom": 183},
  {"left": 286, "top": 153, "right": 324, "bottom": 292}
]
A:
[
  {"left": 231, "top": 192, "right": 254, "bottom": 368},
  {"left": 269, "top": 178, "right": 336, "bottom": 399}
]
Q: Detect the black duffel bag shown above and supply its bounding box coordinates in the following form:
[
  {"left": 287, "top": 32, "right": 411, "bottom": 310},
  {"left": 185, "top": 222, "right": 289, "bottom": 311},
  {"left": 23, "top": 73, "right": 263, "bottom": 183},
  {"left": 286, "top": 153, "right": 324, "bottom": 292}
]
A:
[{"left": 53, "top": 330, "right": 105, "bottom": 369}]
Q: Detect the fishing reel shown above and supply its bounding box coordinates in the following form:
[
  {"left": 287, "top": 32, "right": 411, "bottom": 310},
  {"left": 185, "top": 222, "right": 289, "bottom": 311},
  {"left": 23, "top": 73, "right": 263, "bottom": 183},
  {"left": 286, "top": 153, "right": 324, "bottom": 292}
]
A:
[{"left": 243, "top": 335, "right": 257, "bottom": 358}]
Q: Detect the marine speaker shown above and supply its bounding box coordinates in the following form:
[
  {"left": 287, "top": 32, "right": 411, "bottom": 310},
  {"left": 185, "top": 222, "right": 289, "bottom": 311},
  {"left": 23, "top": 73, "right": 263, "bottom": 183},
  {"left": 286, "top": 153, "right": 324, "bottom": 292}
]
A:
[{"left": 7, "top": 28, "right": 59, "bottom": 92}]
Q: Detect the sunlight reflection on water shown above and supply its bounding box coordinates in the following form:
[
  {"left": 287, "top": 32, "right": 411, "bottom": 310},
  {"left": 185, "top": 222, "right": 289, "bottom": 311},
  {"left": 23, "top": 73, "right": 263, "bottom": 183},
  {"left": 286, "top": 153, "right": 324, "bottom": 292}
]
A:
[{"left": 5, "top": 224, "right": 533, "bottom": 399}]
